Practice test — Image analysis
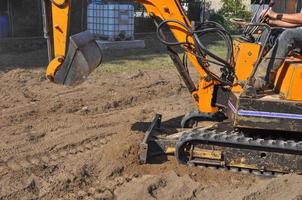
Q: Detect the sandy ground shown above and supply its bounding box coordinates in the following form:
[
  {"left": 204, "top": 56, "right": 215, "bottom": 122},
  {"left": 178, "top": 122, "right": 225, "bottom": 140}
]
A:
[{"left": 1, "top": 44, "right": 302, "bottom": 200}]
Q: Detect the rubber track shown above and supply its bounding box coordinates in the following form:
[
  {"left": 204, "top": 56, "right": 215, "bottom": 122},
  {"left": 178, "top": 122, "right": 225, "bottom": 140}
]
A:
[{"left": 176, "top": 125, "right": 302, "bottom": 176}]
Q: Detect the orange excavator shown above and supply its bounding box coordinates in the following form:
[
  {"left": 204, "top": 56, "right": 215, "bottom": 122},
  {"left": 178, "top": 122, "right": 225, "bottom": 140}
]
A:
[{"left": 43, "top": 0, "right": 302, "bottom": 175}]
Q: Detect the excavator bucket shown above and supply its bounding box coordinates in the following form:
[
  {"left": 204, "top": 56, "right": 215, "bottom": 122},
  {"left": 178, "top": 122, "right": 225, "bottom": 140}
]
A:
[{"left": 54, "top": 31, "right": 103, "bottom": 86}]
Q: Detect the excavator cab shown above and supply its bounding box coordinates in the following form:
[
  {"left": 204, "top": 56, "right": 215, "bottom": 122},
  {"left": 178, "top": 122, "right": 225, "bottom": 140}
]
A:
[{"left": 42, "top": 0, "right": 102, "bottom": 86}]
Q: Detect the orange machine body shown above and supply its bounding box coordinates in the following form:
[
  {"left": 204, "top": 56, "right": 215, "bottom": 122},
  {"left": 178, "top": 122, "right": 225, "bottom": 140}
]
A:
[
  {"left": 47, "top": 0, "right": 302, "bottom": 114},
  {"left": 274, "top": 56, "right": 302, "bottom": 101},
  {"left": 45, "top": 0, "right": 70, "bottom": 79},
  {"left": 137, "top": 0, "right": 219, "bottom": 113},
  {"left": 231, "top": 39, "right": 302, "bottom": 101},
  {"left": 232, "top": 39, "right": 261, "bottom": 93},
  {"left": 51, "top": 1, "right": 70, "bottom": 57},
  {"left": 47, "top": 0, "right": 220, "bottom": 113}
]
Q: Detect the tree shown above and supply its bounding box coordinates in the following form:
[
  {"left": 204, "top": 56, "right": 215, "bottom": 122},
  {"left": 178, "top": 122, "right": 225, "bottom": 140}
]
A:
[
  {"left": 209, "top": 0, "right": 251, "bottom": 32},
  {"left": 218, "top": 0, "right": 251, "bottom": 20}
]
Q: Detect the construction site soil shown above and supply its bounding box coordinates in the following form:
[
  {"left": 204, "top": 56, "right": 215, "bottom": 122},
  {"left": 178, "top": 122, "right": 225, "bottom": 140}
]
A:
[{"left": 1, "top": 46, "right": 302, "bottom": 200}]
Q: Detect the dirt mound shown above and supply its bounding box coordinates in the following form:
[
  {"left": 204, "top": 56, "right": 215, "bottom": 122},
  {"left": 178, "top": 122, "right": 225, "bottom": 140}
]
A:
[
  {"left": 242, "top": 175, "right": 302, "bottom": 200},
  {"left": 114, "top": 172, "right": 302, "bottom": 200},
  {"left": 115, "top": 171, "right": 200, "bottom": 200},
  {"left": 0, "top": 64, "right": 193, "bottom": 199},
  {"left": 1, "top": 57, "right": 302, "bottom": 199}
]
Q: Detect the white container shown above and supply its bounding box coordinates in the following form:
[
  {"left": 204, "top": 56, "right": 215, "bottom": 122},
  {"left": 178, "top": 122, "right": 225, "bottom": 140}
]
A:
[
  {"left": 88, "top": 3, "right": 134, "bottom": 41},
  {"left": 87, "top": 2, "right": 103, "bottom": 35},
  {"left": 100, "top": 4, "right": 134, "bottom": 41}
]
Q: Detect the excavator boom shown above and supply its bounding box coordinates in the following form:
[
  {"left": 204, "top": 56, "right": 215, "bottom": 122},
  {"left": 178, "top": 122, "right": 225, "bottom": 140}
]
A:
[
  {"left": 43, "top": 0, "right": 233, "bottom": 115},
  {"left": 42, "top": 0, "right": 102, "bottom": 86}
]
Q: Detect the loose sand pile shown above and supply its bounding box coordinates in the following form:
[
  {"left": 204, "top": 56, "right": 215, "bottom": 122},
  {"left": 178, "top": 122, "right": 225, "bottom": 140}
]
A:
[{"left": 1, "top": 48, "right": 302, "bottom": 200}]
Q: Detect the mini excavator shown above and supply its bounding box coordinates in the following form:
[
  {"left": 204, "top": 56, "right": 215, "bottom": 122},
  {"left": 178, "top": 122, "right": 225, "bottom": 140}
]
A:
[{"left": 43, "top": 0, "right": 302, "bottom": 175}]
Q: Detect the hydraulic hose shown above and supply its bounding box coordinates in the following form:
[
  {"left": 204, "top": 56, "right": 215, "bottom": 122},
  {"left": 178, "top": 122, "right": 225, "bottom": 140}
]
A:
[
  {"left": 156, "top": 19, "right": 193, "bottom": 46},
  {"left": 156, "top": 19, "right": 234, "bottom": 86}
]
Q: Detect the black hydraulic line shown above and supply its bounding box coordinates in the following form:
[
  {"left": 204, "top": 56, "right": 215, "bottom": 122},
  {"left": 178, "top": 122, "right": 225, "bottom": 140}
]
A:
[
  {"left": 244, "top": 23, "right": 271, "bottom": 86},
  {"left": 153, "top": 17, "right": 197, "bottom": 93},
  {"left": 183, "top": 46, "right": 234, "bottom": 86},
  {"left": 168, "top": 47, "right": 197, "bottom": 93},
  {"left": 193, "top": 28, "right": 233, "bottom": 68},
  {"left": 156, "top": 19, "right": 235, "bottom": 86},
  {"left": 243, "top": 0, "right": 265, "bottom": 35},
  {"left": 156, "top": 19, "right": 193, "bottom": 46},
  {"left": 194, "top": 21, "right": 234, "bottom": 66},
  {"left": 245, "top": 0, "right": 275, "bottom": 36},
  {"left": 191, "top": 24, "right": 235, "bottom": 86},
  {"left": 189, "top": 51, "right": 234, "bottom": 86},
  {"left": 252, "top": 0, "right": 265, "bottom": 22}
]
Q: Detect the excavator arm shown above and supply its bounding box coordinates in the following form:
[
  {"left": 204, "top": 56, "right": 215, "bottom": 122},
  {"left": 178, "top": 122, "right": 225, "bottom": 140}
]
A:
[
  {"left": 42, "top": 0, "right": 69, "bottom": 79},
  {"left": 42, "top": 0, "right": 102, "bottom": 86},
  {"left": 43, "top": 0, "right": 234, "bottom": 114},
  {"left": 137, "top": 0, "right": 234, "bottom": 113}
]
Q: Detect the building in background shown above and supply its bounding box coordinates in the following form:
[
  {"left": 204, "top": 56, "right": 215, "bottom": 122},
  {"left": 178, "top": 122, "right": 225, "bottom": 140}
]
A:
[
  {"left": 0, "top": 0, "right": 86, "bottom": 39},
  {"left": 0, "top": 0, "right": 9, "bottom": 37},
  {"left": 1, "top": 0, "right": 302, "bottom": 51},
  {"left": 0, "top": 0, "right": 43, "bottom": 38},
  {"left": 0, "top": 0, "right": 86, "bottom": 54}
]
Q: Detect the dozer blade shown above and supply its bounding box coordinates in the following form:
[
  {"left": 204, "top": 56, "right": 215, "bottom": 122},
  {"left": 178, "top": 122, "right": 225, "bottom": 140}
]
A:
[
  {"left": 54, "top": 31, "right": 102, "bottom": 86},
  {"left": 140, "top": 114, "right": 302, "bottom": 176}
]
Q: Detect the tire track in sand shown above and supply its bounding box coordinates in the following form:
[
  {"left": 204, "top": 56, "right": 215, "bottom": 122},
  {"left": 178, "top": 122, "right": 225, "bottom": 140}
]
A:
[{"left": 0, "top": 134, "right": 113, "bottom": 175}]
